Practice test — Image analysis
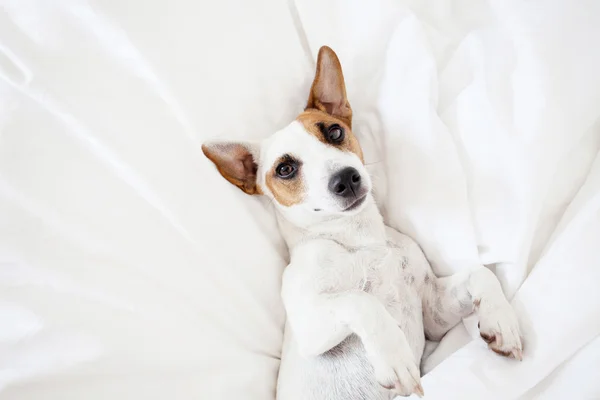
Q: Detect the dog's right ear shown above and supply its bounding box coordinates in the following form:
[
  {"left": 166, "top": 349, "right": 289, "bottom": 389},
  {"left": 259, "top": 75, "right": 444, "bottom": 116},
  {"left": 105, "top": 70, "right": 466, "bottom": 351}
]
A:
[{"left": 202, "top": 141, "right": 261, "bottom": 195}]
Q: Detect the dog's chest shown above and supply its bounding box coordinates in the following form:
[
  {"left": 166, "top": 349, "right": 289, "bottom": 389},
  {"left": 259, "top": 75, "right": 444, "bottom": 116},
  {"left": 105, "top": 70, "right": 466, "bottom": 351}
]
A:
[
  {"left": 331, "top": 241, "right": 421, "bottom": 309},
  {"left": 316, "top": 239, "right": 425, "bottom": 358}
]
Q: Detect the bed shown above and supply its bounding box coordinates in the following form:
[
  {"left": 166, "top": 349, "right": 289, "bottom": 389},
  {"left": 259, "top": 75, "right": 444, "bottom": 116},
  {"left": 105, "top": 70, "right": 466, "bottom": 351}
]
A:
[{"left": 1, "top": 0, "right": 599, "bottom": 398}]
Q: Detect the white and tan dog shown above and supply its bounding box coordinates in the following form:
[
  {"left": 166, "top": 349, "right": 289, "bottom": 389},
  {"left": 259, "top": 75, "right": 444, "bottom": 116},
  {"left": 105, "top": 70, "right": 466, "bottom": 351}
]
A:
[{"left": 203, "top": 46, "right": 522, "bottom": 399}]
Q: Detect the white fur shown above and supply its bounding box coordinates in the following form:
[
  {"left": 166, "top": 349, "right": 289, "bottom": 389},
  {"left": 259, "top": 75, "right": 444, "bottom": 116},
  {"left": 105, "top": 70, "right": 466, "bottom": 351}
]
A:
[
  {"left": 258, "top": 121, "right": 371, "bottom": 227},
  {"left": 207, "top": 120, "right": 523, "bottom": 399},
  {"left": 255, "top": 121, "right": 522, "bottom": 399}
]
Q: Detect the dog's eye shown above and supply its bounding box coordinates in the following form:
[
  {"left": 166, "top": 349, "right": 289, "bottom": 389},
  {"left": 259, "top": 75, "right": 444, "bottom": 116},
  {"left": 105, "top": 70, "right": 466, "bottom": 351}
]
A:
[
  {"left": 327, "top": 124, "right": 345, "bottom": 143},
  {"left": 276, "top": 162, "right": 297, "bottom": 179}
]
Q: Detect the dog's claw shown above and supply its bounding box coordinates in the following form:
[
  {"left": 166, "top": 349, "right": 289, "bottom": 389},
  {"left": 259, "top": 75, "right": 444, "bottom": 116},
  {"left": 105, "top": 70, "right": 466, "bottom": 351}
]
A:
[
  {"left": 392, "top": 380, "right": 424, "bottom": 398},
  {"left": 414, "top": 383, "right": 425, "bottom": 397},
  {"left": 512, "top": 348, "right": 523, "bottom": 361},
  {"left": 393, "top": 381, "right": 403, "bottom": 394},
  {"left": 495, "top": 333, "right": 503, "bottom": 347}
]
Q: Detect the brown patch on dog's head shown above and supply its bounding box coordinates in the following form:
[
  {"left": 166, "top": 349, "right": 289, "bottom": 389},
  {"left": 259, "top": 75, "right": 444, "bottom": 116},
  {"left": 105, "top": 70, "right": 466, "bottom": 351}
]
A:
[
  {"left": 296, "top": 110, "right": 364, "bottom": 163},
  {"left": 202, "top": 141, "right": 262, "bottom": 195},
  {"left": 202, "top": 46, "right": 366, "bottom": 214},
  {"left": 300, "top": 46, "right": 363, "bottom": 162},
  {"left": 265, "top": 154, "right": 305, "bottom": 206}
]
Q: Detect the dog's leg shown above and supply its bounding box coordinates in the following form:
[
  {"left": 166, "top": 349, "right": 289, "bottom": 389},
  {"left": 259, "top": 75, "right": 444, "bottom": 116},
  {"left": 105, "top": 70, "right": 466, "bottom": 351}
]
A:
[
  {"left": 422, "top": 266, "right": 523, "bottom": 360},
  {"left": 284, "top": 288, "right": 424, "bottom": 397}
]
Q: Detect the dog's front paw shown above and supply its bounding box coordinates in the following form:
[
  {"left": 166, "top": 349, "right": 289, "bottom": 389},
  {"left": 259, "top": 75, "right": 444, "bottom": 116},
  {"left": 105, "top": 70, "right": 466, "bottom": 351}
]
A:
[
  {"left": 478, "top": 300, "right": 523, "bottom": 360},
  {"left": 366, "top": 328, "right": 424, "bottom": 397}
]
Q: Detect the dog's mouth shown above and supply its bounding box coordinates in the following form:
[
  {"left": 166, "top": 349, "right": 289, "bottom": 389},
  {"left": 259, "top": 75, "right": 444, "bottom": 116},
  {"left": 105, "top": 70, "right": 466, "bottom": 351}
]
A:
[{"left": 343, "top": 194, "right": 367, "bottom": 212}]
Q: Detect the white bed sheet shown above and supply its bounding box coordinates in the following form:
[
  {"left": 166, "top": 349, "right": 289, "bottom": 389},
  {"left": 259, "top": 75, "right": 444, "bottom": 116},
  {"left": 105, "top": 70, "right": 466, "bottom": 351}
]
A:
[{"left": 1, "top": 0, "right": 599, "bottom": 399}]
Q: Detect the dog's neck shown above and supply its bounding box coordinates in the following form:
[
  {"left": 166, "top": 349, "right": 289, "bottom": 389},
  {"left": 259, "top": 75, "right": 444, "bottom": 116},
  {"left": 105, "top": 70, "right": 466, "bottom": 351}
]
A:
[{"left": 276, "top": 194, "right": 387, "bottom": 251}]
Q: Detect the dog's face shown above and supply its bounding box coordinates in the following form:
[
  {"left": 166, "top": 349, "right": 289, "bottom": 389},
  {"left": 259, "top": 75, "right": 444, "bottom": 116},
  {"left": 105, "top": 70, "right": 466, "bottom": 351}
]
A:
[{"left": 203, "top": 46, "right": 370, "bottom": 224}]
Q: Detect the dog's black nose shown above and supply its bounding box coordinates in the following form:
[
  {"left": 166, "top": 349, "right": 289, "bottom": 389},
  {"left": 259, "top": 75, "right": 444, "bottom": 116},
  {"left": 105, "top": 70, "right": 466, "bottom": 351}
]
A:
[{"left": 329, "top": 167, "right": 361, "bottom": 198}]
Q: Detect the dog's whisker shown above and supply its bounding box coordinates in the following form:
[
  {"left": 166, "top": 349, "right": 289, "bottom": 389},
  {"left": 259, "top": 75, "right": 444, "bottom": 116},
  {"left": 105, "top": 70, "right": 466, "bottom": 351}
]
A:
[{"left": 364, "top": 160, "right": 382, "bottom": 166}]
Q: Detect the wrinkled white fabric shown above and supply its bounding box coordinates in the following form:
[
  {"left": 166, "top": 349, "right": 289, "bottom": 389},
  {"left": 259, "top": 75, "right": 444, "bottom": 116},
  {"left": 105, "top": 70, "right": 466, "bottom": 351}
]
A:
[{"left": 1, "top": 0, "right": 599, "bottom": 399}]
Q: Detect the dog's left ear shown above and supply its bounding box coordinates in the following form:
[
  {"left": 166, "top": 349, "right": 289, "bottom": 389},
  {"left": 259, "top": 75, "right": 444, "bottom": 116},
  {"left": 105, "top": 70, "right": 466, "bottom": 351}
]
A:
[
  {"left": 306, "top": 46, "right": 352, "bottom": 128},
  {"left": 202, "top": 141, "right": 262, "bottom": 195}
]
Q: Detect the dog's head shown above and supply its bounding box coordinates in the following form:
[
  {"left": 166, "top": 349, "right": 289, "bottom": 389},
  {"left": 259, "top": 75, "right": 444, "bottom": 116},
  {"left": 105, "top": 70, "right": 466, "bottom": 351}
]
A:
[{"left": 203, "top": 46, "right": 370, "bottom": 225}]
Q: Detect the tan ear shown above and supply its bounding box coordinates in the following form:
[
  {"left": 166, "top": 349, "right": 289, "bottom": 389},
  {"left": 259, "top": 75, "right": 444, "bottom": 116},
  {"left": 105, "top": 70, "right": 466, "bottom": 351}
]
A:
[
  {"left": 202, "top": 141, "right": 261, "bottom": 195},
  {"left": 306, "top": 46, "right": 352, "bottom": 127}
]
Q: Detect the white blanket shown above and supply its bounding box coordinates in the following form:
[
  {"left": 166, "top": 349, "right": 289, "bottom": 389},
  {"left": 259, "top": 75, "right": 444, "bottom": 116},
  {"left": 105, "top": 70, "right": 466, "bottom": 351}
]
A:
[{"left": 1, "top": 0, "right": 599, "bottom": 398}]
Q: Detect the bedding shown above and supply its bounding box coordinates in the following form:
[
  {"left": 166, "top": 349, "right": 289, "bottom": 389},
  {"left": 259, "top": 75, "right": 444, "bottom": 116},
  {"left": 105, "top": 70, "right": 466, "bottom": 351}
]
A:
[{"left": 1, "top": 0, "right": 599, "bottom": 399}]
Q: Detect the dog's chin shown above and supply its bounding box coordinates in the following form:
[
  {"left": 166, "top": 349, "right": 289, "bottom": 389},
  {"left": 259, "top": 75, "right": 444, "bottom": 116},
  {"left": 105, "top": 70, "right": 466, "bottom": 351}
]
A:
[
  {"left": 341, "top": 193, "right": 368, "bottom": 213},
  {"left": 310, "top": 191, "right": 370, "bottom": 216}
]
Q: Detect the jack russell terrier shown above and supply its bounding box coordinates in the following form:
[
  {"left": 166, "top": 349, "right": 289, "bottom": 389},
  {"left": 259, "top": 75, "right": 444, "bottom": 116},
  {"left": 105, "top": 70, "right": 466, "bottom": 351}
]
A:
[{"left": 203, "top": 46, "right": 523, "bottom": 399}]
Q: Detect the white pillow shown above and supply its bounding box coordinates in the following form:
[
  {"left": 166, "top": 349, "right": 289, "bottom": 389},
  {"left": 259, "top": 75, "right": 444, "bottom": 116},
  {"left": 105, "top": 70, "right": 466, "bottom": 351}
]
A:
[{"left": 0, "top": 0, "right": 308, "bottom": 398}]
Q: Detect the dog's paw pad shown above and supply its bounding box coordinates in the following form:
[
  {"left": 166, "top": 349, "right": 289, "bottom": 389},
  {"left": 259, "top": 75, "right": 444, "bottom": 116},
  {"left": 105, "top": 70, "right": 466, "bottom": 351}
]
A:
[
  {"left": 479, "top": 330, "right": 494, "bottom": 344},
  {"left": 375, "top": 360, "right": 423, "bottom": 397},
  {"left": 478, "top": 304, "right": 523, "bottom": 361},
  {"left": 379, "top": 375, "right": 423, "bottom": 398}
]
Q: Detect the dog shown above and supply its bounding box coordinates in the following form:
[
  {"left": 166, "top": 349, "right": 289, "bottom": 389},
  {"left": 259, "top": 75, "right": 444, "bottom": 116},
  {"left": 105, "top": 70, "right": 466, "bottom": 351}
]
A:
[{"left": 202, "top": 46, "right": 523, "bottom": 399}]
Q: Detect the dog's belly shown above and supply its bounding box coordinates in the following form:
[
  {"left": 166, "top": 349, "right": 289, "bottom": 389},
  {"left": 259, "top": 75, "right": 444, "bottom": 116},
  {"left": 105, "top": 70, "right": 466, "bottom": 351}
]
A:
[{"left": 277, "top": 330, "right": 391, "bottom": 400}]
